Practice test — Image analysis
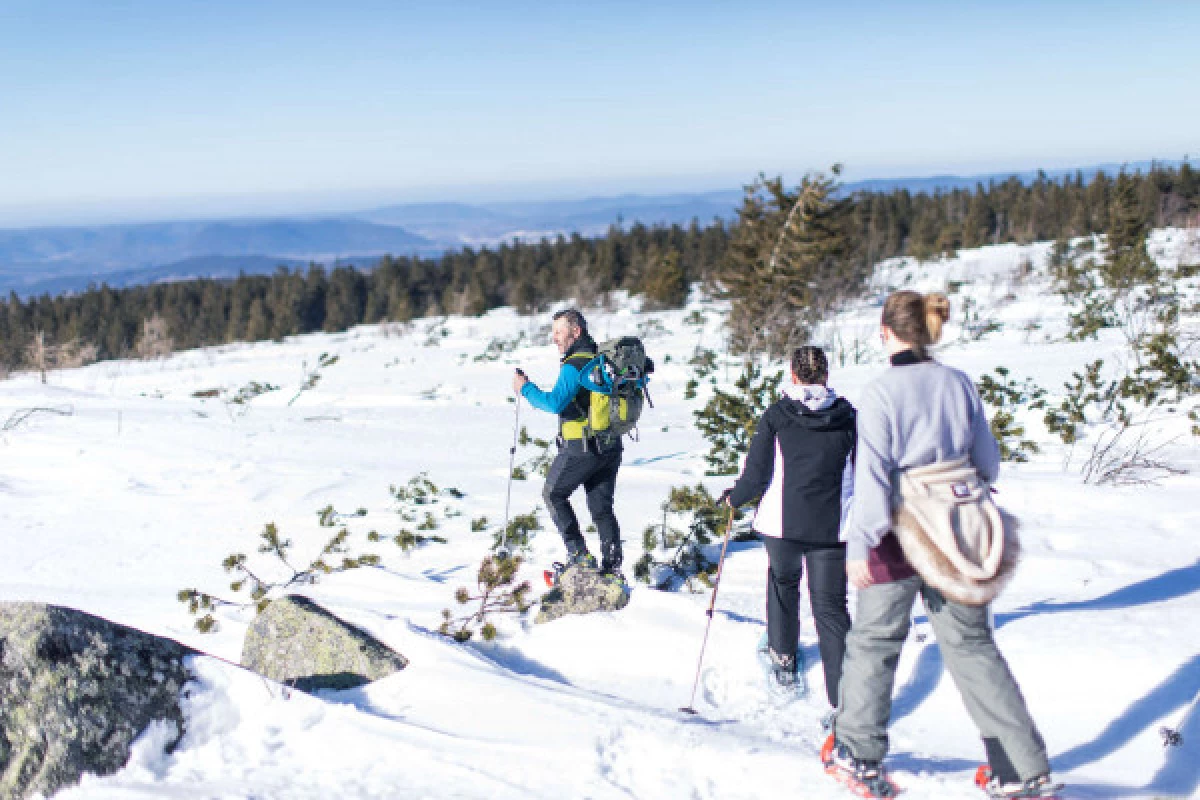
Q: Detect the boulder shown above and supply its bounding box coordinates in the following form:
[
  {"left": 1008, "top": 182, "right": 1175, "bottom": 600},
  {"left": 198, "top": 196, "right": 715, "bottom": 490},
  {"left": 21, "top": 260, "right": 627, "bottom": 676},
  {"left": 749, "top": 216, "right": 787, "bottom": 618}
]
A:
[
  {"left": 535, "top": 566, "right": 630, "bottom": 624},
  {"left": 240, "top": 595, "right": 407, "bottom": 692},
  {"left": 0, "top": 603, "right": 192, "bottom": 800}
]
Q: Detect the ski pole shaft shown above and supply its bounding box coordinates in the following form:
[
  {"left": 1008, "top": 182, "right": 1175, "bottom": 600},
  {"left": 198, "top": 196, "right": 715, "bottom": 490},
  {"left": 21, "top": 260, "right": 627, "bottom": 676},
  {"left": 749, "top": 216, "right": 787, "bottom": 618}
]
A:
[
  {"left": 500, "top": 394, "right": 521, "bottom": 554},
  {"left": 681, "top": 506, "right": 736, "bottom": 714}
]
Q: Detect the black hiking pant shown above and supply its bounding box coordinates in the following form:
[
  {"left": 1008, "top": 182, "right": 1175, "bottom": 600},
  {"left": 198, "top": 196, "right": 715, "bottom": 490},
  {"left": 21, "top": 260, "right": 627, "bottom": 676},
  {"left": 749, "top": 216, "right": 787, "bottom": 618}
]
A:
[
  {"left": 761, "top": 536, "right": 851, "bottom": 706},
  {"left": 543, "top": 440, "right": 623, "bottom": 571}
]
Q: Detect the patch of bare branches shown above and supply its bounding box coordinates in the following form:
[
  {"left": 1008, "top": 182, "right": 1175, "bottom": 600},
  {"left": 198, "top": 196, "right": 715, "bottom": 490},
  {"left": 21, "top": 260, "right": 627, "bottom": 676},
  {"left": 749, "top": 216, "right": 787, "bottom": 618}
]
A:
[
  {"left": 2, "top": 405, "right": 74, "bottom": 432},
  {"left": 1080, "top": 419, "right": 1186, "bottom": 486},
  {"left": 25, "top": 331, "right": 99, "bottom": 383}
]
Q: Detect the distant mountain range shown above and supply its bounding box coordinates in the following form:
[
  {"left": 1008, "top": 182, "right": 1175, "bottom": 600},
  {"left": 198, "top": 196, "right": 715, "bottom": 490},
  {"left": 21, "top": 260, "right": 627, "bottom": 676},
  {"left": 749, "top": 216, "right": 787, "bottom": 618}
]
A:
[{"left": 1, "top": 160, "right": 1180, "bottom": 298}]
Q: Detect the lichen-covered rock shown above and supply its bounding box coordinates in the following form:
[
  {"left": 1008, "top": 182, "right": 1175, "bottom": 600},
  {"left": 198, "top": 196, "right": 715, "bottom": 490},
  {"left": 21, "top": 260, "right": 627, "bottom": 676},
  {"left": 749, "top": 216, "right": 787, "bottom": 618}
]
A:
[
  {"left": 535, "top": 566, "right": 630, "bottom": 623},
  {"left": 241, "top": 595, "right": 407, "bottom": 692},
  {"left": 0, "top": 603, "right": 192, "bottom": 800}
]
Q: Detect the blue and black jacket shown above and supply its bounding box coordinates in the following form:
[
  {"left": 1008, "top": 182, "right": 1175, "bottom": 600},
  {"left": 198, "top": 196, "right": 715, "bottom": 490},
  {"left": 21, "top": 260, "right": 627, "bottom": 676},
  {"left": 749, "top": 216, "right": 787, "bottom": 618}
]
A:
[{"left": 521, "top": 334, "right": 598, "bottom": 438}]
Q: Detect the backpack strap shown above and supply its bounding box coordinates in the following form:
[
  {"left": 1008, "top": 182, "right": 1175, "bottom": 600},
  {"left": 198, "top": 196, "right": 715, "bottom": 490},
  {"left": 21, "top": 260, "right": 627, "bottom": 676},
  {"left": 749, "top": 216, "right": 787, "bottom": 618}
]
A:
[{"left": 560, "top": 351, "right": 596, "bottom": 440}]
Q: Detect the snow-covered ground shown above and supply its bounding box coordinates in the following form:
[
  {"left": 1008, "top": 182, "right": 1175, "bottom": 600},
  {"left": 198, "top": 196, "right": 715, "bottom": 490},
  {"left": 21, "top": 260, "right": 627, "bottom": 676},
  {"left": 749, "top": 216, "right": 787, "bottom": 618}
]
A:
[{"left": 2, "top": 230, "right": 1199, "bottom": 799}]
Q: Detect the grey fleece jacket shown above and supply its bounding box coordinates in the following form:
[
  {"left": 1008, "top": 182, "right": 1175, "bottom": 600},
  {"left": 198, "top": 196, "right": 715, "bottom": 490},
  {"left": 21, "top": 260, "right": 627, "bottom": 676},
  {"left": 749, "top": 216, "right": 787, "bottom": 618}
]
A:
[{"left": 842, "top": 357, "right": 1000, "bottom": 562}]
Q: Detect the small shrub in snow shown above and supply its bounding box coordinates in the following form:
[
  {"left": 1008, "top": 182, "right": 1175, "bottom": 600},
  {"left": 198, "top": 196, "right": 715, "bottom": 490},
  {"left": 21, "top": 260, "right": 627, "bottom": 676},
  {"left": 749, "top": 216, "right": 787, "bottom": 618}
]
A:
[
  {"left": 474, "top": 332, "right": 526, "bottom": 362},
  {"left": 693, "top": 362, "right": 781, "bottom": 475},
  {"left": 422, "top": 318, "right": 450, "bottom": 347},
  {"left": 688, "top": 347, "right": 719, "bottom": 380},
  {"left": 976, "top": 367, "right": 1045, "bottom": 462},
  {"left": 178, "top": 517, "right": 380, "bottom": 633},
  {"left": 390, "top": 529, "right": 447, "bottom": 553},
  {"left": 389, "top": 472, "right": 463, "bottom": 552},
  {"left": 633, "top": 485, "right": 727, "bottom": 592},
  {"left": 1042, "top": 360, "right": 1108, "bottom": 446},
  {"left": 1050, "top": 240, "right": 1094, "bottom": 302},
  {"left": 958, "top": 296, "right": 1003, "bottom": 341},
  {"left": 226, "top": 380, "right": 280, "bottom": 417},
  {"left": 636, "top": 318, "right": 669, "bottom": 339},
  {"left": 287, "top": 352, "right": 339, "bottom": 406},
  {"left": 492, "top": 509, "right": 541, "bottom": 554},
  {"left": 440, "top": 555, "right": 533, "bottom": 642},
  {"left": 470, "top": 516, "right": 489, "bottom": 532},
  {"left": 1066, "top": 296, "right": 1115, "bottom": 341}
]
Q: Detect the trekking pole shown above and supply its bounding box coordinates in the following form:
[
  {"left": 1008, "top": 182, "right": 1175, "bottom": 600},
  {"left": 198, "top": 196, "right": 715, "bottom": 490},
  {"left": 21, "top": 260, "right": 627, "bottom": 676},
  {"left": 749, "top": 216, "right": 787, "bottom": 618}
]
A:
[
  {"left": 680, "top": 506, "right": 737, "bottom": 715},
  {"left": 496, "top": 388, "right": 522, "bottom": 561}
]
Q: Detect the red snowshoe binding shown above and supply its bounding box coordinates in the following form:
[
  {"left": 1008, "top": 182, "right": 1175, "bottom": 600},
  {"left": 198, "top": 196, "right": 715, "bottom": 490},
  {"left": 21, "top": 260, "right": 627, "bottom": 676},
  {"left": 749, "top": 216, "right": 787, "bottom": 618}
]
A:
[{"left": 975, "top": 765, "right": 1064, "bottom": 798}]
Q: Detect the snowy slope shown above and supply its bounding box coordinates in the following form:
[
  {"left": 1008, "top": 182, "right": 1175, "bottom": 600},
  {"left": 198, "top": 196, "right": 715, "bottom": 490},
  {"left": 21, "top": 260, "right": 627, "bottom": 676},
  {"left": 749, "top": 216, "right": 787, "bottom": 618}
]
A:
[{"left": 1, "top": 230, "right": 1198, "bottom": 799}]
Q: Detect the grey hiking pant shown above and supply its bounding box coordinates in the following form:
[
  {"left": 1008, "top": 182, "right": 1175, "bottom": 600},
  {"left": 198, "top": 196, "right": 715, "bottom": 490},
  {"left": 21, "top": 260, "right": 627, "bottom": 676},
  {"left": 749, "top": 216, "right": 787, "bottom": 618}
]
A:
[{"left": 833, "top": 575, "right": 1049, "bottom": 783}]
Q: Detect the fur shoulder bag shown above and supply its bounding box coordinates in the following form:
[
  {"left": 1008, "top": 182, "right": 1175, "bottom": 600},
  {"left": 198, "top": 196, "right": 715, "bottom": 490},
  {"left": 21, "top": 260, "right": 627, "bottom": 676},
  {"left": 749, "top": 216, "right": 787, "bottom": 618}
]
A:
[{"left": 892, "top": 457, "right": 1020, "bottom": 606}]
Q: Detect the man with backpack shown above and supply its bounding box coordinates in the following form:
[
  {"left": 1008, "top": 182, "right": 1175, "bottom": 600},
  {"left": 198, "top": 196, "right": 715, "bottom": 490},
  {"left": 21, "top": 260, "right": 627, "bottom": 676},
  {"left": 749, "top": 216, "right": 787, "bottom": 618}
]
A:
[{"left": 513, "top": 309, "right": 626, "bottom": 581}]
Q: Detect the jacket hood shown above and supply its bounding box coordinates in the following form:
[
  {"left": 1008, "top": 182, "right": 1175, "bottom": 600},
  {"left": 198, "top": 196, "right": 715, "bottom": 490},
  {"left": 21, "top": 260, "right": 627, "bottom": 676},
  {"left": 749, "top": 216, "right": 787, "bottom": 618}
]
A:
[{"left": 778, "top": 385, "right": 855, "bottom": 431}]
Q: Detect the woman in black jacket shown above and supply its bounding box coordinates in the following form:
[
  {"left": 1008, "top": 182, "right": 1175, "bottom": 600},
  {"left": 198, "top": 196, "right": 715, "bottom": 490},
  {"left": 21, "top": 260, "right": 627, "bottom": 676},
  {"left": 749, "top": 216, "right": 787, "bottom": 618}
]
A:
[{"left": 724, "top": 346, "right": 855, "bottom": 707}]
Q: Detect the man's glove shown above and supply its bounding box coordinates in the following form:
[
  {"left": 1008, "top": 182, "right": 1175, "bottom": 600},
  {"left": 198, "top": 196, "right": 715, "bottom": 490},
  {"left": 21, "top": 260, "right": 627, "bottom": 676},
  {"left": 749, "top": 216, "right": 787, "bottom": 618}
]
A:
[{"left": 717, "top": 488, "right": 734, "bottom": 508}]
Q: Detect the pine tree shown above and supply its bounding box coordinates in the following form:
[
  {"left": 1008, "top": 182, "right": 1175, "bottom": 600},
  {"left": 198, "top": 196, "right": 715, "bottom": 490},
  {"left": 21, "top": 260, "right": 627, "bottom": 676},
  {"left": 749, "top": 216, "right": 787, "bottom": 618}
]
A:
[
  {"left": 716, "top": 168, "right": 857, "bottom": 357},
  {"left": 640, "top": 246, "right": 688, "bottom": 309},
  {"left": 1104, "top": 172, "right": 1159, "bottom": 291}
]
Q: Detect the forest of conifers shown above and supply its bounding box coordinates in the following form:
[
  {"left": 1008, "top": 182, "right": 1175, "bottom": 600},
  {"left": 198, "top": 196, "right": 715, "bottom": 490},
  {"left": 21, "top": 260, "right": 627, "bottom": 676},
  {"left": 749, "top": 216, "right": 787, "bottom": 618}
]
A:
[{"left": 2, "top": 163, "right": 1197, "bottom": 370}]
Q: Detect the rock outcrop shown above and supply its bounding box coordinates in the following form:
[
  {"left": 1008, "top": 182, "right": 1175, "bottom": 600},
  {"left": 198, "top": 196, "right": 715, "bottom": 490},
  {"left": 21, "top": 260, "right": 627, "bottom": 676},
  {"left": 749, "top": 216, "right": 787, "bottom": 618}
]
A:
[
  {"left": 241, "top": 595, "right": 407, "bottom": 692},
  {"left": 0, "top": 603, "right": 192, "bottom": 800},
  {"left": 535, "top": 566, "right": 630, "bottom": 623}
]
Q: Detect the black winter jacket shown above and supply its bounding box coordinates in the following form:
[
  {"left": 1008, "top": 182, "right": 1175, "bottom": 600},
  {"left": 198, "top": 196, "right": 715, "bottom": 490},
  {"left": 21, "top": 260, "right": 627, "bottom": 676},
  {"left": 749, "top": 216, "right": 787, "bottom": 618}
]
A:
[{"left": 728, "top": 393, "right": 856, "bottom": 544}]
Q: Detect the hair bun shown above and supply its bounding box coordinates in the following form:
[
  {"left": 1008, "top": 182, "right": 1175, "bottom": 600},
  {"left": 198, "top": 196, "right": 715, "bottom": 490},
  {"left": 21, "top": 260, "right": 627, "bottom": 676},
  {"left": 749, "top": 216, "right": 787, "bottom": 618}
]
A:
[{"left": 924, "top": 292, "right": 950, "bottom": 344}]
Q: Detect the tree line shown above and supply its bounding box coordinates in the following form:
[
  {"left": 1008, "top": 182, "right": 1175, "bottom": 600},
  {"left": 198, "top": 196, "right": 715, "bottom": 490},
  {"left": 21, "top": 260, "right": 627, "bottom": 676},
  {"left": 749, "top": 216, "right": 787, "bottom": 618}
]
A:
[{"left": 2, "top": 161, "right": 1196, "bottom": 370}]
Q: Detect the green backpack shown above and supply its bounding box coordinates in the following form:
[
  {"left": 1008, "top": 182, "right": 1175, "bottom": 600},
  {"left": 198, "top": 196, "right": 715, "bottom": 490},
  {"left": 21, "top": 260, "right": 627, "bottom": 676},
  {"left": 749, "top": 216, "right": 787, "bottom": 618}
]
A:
[{"left": 576, "top": 336, "right": 655, "bottom": 443}]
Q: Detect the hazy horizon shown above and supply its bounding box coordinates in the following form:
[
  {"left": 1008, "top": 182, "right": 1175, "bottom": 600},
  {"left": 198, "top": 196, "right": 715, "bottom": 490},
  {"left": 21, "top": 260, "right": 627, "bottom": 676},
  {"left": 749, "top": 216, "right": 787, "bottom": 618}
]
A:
[{"left": 0, "top": 155, "right": 1188, "bottom": 231}]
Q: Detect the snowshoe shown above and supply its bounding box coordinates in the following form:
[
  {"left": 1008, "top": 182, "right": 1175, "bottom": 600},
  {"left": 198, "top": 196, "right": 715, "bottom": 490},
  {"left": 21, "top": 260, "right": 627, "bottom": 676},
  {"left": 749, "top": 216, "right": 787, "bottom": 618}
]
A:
[
  {"left": 543, "top": 552, "right": 598, "bottom": 587},
  {"left": 755, "top": 632, "right": 809, "bottom": 703},
  {"left": 975, "top": 766, "right": 1064, "bottom": 799},
  {"left": 822, "top": 734, "right": 901, "bottom": 798}
]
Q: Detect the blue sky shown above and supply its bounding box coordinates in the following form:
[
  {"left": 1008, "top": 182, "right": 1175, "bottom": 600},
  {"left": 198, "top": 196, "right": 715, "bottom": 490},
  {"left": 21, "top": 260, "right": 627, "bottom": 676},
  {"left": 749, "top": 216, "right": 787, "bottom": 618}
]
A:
[{"left": 0, "top": 1, "right": 1196, "bottom": 226}]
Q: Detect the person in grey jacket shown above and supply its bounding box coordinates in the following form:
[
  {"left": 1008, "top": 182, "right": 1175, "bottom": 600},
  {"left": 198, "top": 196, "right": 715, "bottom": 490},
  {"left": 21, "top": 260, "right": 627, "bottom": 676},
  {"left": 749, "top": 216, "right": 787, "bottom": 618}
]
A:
[{"left": 825, "top": 290, "right": 1059, "bottom": 799}]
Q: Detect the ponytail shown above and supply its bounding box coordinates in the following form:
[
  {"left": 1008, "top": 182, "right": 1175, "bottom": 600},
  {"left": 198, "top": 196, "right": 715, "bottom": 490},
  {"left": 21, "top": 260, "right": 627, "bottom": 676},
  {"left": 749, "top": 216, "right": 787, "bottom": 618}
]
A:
[
  {"left": 924, "top": 292, "right": 950, "bottom": 346},
  {"left": 882, "top": 290, "right": 951, "bottom": 359}
]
